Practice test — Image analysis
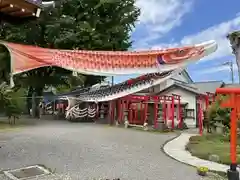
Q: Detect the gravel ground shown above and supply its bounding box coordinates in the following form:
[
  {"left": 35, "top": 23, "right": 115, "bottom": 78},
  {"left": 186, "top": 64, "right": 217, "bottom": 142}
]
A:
[{"left": 0, "top": 120, "right": 203, "bottom": 180}]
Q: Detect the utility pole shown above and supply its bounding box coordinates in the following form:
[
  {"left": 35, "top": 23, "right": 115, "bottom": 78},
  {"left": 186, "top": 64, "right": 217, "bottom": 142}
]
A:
[
  {"left": 222, "top": 61, "right": 234, "bottom": 84},
  {"left": 230, "top": 61, "right": 234, "bottom": 84}
]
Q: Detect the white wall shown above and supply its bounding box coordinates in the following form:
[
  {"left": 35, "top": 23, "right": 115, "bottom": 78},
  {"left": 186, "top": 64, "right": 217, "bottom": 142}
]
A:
[{"left": 159, "top": 88, "right": 197, "bottom": 128}]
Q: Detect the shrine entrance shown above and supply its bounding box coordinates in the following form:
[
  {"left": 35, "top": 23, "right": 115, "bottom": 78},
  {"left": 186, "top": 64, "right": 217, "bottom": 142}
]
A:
[{"left": 216, "top": 88, "right": 240, "bottom": 180}]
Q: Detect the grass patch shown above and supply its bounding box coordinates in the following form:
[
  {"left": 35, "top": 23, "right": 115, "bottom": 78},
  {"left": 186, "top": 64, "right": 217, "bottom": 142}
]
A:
[
  {"left": 0, "top": 121, "right": 21, "bottom": 130},
  {"left": 186, "top": 134, "right": 240, "bottom": 165},
  {"left": 0, "top": 123, "right": 17, "bottom": 129},
  {"left": 204, "top": 172, "right": 227, "bottom": 180},
  {"left": 0, "top": 118, "right": 36, "bottom": 131}
]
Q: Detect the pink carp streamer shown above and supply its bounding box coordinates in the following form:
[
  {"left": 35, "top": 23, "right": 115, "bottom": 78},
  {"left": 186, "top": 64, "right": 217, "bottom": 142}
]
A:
[
  {"left": 0, "top": 40, "right": 217, "bottom": 76},
  {"left": 0, "top": 40, "right": 217, "bottom": 101}
]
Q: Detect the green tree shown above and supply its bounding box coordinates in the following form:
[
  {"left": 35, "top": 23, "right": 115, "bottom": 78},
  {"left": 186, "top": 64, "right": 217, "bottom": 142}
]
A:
[
  {"left": 206, "top": 95, "right": 231, "bottom": 131},
  {"left": 0, "top": 82, "right": 21, "bottom": 123},
  {"left": 0, "top": 82, "right": 12, "bottom": 110},
  {"left": 0, "top": 0, "right": 140, "bottom": 117}
]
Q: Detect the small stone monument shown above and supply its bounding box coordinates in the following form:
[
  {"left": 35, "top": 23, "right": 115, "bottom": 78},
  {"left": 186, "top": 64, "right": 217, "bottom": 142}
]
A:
[
  {"left": 143, "top": 122, "right": 148, "bottom": 131},
  {"left": 115, "top": 119, "right": 119, "bottom": 126},
  {"left": 143, "top": 112, "right": 149, "bottom": 131},
  {"left": 214, "top": 116, "right": 224, "bottom": 134},
  {"left": 124, "top": 110, "right": 129, "bottom": 128},
  {"left": 100, "top": 104, "right": 104, "bottom": 119},
  {"left": 157, "top": 119, "right": 168, "bottom": 131},
  {"left": 209, "top": 154, "right": 220, "bottom": 163}
]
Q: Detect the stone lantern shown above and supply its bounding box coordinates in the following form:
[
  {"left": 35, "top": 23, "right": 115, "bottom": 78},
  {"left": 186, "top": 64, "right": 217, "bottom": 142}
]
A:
[{"left": 214, "top": 115, "right": 224, "bottom": 134}]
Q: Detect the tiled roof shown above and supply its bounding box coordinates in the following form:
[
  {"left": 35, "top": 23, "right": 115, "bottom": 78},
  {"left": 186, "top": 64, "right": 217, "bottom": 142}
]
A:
[
  {"left": 181, "top": 69, "right": 193, "bottom": 83},
  {"left": 188, "top": 81, "right": 224, "bottom": 93},
  {"left": 174, "top": 82, "right": 203, "bottom": 94},
  {"left": 223, "top": 83, "right": 240, "bottom": 88},
  {"left": 155, "top": 82, "right": 203, "bottom": 95},
  {"left": 154, "top": 80, "right": 225, "bottom": 95}
]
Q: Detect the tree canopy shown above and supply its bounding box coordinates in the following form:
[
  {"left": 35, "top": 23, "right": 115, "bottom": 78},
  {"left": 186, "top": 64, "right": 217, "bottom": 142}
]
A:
[
  {"left": 0, "top": 0, "right": 139, "bottom": 86},
  {"left": 0, "top": 0, "right": 140, "bottom": 116}
]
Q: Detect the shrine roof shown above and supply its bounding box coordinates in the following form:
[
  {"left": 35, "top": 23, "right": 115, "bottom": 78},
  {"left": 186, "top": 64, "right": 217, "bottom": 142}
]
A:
[
  {"left": 155, "top": 82, "right": 202, "bottom": 95},
  {"left": 188, "top": 81, "right": 224, "bottom": 94},
  {"left": 223, "top": 83, "right": 240, "bottom": 88}
]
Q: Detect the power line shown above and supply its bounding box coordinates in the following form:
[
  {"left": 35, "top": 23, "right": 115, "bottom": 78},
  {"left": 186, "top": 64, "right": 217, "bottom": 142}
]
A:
[{"left": 222, "top": 60, "right": 234, "bottom": 83}]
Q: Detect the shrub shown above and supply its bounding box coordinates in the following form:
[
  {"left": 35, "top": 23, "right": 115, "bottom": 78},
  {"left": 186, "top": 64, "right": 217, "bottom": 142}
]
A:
[
  {"left": 197, "top": 166, "right": 209, "bottom": 176},
  {"left": 206, "top": 95, "right": 231, "bottom": 132},
  {"left": 0, "top": 82, "right": 21, "bottom": 124}
]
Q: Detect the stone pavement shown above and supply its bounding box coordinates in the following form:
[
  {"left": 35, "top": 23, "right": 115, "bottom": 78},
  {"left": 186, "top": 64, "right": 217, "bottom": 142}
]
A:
[
  {"left": 163, "top": 133, "right": 231, "bottom": 172},
  {"left": 0, "top": 173, "right": 71, "bottom": 180},
  {"left": 0, "top": 120, "right": 203, "bottom": 180}
]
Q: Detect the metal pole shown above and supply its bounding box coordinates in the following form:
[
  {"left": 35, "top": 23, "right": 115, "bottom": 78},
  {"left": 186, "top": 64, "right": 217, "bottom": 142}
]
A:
[
  {"left": 222, "top": 61, "right": 234, "bottom": 84},
  {"left": 236, "top": 48, "right": 240, "bottom": 84},
  {"left": 230, "top": 61, "right": 234, "bottom": 84},
  {"left": 111, "top": 76, "right": 114, "bottom": 86}
]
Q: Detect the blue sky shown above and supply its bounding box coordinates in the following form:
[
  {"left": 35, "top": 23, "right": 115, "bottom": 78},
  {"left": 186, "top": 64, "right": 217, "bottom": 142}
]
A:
[{"left": 110, "top": 0, "right": 240, "bottom": 84}]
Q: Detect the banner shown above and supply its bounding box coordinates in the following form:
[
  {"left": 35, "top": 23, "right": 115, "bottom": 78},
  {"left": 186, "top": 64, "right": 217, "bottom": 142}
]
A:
[{"left": 0, "top": 40, "right": 217, "bottom": 77}]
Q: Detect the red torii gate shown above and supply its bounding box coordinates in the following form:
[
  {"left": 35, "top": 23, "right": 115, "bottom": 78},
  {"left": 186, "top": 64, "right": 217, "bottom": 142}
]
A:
[
  {"left": 216, "top": 88, "right": 240, "bottom": 180},
  {"left": 197, "top": 92, "right": 216, "bottom": 135},
  {"left": 117, "top": 94, "right": 183, "bottom": 129}
]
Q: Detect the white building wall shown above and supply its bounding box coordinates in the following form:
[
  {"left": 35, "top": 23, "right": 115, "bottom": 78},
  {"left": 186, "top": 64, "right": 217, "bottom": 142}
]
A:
[
  {"left": 153, "top": 79, "right": 173, "bottom": 93},
  {"left": 160, "top": 88, "right": 197, "bottom": 128}
]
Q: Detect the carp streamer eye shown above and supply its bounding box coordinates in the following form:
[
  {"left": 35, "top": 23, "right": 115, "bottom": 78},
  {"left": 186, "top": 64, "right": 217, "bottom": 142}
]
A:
[{"left": 178, "top": 49, "right": 185, "bottom": 55}]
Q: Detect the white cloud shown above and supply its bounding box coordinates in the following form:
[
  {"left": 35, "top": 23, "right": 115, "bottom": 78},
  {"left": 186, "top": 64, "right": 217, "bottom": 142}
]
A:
[
  {"left": 149, "top": 15, "right": 240, "bottom": 62},
  {"left": 180, "top": 15, "right": 240, "bottom": 62},
  {"left": 194, "top": 63, "right": 238, "bottom": 75},
  {"left": 133, "top": 3, "right": 240, "bottom": 64},
  {"left": 133, "top": 0, "right": 194, "bottom": 49},
  {"left": 136, "top": 0, "right": 193, "bottom": 31}
]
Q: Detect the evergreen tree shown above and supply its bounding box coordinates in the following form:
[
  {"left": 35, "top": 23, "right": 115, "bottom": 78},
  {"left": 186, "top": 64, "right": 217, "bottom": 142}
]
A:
[{"left": 0, "top": 0, "right": 140, "bottom": 117}]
